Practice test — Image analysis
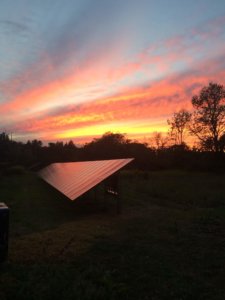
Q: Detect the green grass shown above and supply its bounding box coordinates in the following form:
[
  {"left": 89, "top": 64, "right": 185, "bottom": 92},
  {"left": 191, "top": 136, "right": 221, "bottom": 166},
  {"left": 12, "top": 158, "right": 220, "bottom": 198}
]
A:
[{"left": 0, "top": 170, "right": 225, "bottom": 299}]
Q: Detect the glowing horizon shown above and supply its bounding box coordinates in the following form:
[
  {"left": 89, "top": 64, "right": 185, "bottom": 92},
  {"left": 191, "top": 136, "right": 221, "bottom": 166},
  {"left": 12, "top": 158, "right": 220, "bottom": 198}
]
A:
[{"left": 1, "top": 1, "right": 225, "bottom": 145}]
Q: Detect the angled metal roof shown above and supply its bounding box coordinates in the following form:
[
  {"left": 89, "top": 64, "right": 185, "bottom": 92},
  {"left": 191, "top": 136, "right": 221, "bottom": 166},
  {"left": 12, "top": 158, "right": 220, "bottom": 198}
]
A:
[{"left": 38, "top": 158, "right": 134, "bottom": 200}]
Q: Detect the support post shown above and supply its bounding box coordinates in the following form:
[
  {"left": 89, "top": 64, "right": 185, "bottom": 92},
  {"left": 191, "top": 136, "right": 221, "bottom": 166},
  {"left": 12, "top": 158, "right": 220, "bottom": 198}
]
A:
[{"left": 0, "top": 203, "right": 9, "bottom": 263}]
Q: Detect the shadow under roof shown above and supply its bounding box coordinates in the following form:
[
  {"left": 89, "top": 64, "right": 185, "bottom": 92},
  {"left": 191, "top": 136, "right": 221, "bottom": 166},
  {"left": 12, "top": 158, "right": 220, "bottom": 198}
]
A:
[{"left": 38, "top": 158, "right": 134, "bottom": 200}]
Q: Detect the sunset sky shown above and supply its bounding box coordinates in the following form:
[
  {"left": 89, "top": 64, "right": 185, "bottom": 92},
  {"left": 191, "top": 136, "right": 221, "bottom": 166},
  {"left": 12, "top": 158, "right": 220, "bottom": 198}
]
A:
[{"left": 1, "top": 0, "right": 225, "bottom": 144}]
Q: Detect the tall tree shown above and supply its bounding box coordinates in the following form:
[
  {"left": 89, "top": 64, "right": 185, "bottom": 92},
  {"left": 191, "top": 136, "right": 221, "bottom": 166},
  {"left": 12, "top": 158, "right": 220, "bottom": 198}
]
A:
[
  {"left": 190, "top": 82, "right": 225, "bottom": 152},
  {"left": 167, "top": 109, "right": 191, "bottom": 145}
]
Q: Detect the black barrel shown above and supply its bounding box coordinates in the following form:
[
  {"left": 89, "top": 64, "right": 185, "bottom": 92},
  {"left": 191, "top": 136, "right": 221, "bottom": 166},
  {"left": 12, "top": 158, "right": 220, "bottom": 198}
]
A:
[{"left": 0, "top": 203, "right": 9, "bottom": 262}]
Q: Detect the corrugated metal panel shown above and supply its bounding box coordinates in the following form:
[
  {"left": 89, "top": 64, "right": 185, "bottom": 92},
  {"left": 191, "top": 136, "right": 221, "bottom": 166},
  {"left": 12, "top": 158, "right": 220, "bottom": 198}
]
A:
[{"left": 38, "top": 158, "right": 133, "bottom": 200}]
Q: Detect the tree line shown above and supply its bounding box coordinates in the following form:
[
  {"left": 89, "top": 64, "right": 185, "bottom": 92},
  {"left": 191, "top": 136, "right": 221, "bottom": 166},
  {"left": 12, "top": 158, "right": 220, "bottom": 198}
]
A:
[{"left": 0, "top": 82, "right": 225, "bottom": 172}]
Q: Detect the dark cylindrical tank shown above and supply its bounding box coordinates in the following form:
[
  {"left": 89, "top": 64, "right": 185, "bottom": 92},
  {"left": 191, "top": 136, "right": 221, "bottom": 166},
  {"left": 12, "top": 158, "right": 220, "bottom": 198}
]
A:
[{"left": 0, "top": 203, "right": 9, "bottom": 262}]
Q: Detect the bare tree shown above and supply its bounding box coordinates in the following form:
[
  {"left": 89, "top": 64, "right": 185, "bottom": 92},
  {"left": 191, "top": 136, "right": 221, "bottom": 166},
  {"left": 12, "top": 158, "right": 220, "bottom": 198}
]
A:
[
  {"left": 151, "top": 132, "right": 168, "bottom": 150},
  {"left": 167, "top": 109, "right": 191, "bottom": 145},
  {"left": 190, "top": 82, "right": 225, "bottom": 152}
]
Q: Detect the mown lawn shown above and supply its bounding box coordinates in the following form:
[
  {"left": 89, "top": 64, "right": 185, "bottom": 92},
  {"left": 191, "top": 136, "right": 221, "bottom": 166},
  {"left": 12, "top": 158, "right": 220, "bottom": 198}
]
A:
[{"left": 0, "top": 170, "right": 225, "bottom": 300}]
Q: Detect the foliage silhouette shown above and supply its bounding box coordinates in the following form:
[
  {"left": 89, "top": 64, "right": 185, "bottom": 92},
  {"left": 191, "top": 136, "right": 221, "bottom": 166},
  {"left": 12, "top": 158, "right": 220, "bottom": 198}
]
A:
[{"left": 1, "top": 130, "right": 225, "bottom": 172}]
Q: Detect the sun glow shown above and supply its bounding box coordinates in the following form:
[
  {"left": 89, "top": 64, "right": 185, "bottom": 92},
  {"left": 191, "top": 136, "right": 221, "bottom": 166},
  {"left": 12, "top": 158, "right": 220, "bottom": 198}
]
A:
[{"left": 53, "top": 119, "right": 168, "bottom": 141}]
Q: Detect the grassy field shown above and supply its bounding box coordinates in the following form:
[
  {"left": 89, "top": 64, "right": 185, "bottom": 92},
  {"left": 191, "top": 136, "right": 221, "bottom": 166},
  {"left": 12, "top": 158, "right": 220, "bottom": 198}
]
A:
[{"left": 0, "top": 169, "right": 225, "bottom": 300}]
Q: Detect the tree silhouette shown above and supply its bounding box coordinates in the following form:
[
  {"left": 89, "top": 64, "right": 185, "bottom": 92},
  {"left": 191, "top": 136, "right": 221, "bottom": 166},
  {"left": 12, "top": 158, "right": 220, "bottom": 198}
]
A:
[
  {"left": 190, "top": 82, "right": 225, "bottom": 152},
  {"left": 151, "top": 132, "right": 168, "bottom": 150},
  {"left": 167, "top": 109, "right": 191, "bottom": 145},
  {"left": 82, "top": 132, "right": 130, "bottom": 159},
  {"left": 0, "top": 132, "right": 10, "bottom": 162}
]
